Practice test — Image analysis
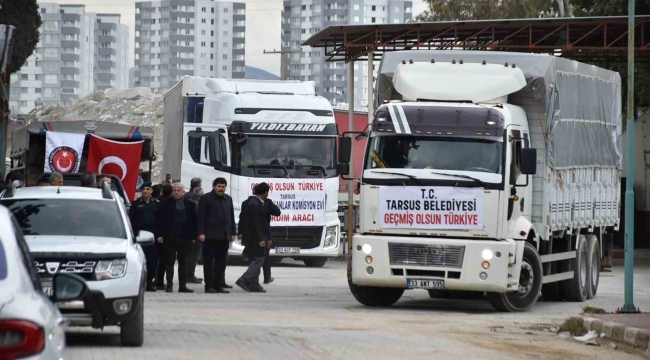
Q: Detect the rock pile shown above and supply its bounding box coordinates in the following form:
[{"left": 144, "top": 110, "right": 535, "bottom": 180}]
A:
[{"left": 36, "top": 88, "right": 166, "bottom": 180}]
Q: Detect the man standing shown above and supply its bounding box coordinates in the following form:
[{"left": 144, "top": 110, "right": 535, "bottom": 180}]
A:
[
  {"left": 129, "top": 182, "right": 159, "bottom": 291},
  {"left": 49, "top": 172, "right": 64, "bottom": 186},
  {"left": 262, "top": 197, "right": 281, "bottom": 284},
  {"left": 79, "top": 172, "right": 96, "bottom": 188},
  {"left": 185, "top": 177, "right": 204, "bottom": 285},
  {"left": 197, "top": 178, "right": 236, "bottom": 294},
  {"left": 237, "top": 182, "right": 272, "bottom": 293},
  {"left": 156, "top": 183, "right": 197, "bottom": 293}
]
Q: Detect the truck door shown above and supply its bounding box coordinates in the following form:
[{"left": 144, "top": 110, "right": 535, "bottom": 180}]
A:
[
  {"left": 182, "top": 123, "right": 232, "bottom": 193},
  {"left": 507, "top": 129, "right": 533, "bottom": 222}
]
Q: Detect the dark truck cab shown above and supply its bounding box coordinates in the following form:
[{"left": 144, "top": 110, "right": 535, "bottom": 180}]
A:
[{"left": 8, "top": 120, "right": 155, "bottom": 198}]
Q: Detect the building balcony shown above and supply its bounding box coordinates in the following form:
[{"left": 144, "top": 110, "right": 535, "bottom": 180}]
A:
[
  {"left": 98, "top": 73, "right": 116, "bottom": 81},
  {"left": 61, "top": 54, "right": 80, "bottom": 62},
  {"left": 61, "top": 27, "right": 81, "bottom": 35},
  {"left": 61, "top": 40, "right": 80, "bottom": 49},
  {"left": 171, "top": 58, "right": 193, "bottom": 65},
  {"left": 98, "top": 60, "right": 116, "bottom": 68},
  {"left": 98, "top": 23, "right": 117, "bottom": 31},
  {"left": 61, "top": 14, "right": 81, "bottom": 22},
  {"left": 170, "top": 34, "right": 194, "bottom": 42},
  {"left": 61, "top": 67, "right": 80, "bottom": 75},
  {"left": 61, "top": 80, "right": 80, "bottom": 88},
  {"left": 98, "top": 35, "right": 116, "bottom": 43},
  {"left": 98, "top": 48, "right": 116, "bottom": 56},
  {"left": 170, "top": 46, "right": 193, "bottom": 53},
  {"left": 170, "top": 23, "right": 194, "bottom": 30}
]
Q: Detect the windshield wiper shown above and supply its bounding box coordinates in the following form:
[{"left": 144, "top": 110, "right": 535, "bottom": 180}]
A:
[
  {"left": 430, "top": 171, "right": 486, "bottom": 187},
  {"left": 248, "top": 164, "right": 290, "bottom": 178},
  {"left": 370, "top": 170, "right": 422, "bottom": 183}
]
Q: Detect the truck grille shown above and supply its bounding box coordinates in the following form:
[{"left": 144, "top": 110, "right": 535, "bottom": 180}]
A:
[
  {"left": 388, "top": 243, "right": 465, "bottom": 268},
  {"left": 33, "top": 260, "right": 97, "bottom": 280},
  {"left": 271, "top": 226, "right": 322, "bottom": 249}
]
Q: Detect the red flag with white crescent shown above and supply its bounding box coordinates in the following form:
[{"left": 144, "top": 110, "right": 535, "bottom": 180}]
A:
[{"left": 87, "top": 134, "right": 143, "bottom": 200}]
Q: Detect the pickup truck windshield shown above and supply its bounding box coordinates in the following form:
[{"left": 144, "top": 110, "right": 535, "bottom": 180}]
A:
[
  {"left": 366, "top": 135, "right": 503, "bottom": 174},
  {"left": 238, "top": 136, "right": 337, "bottom": 178},
  {"left": 2, "top": 199, "right": 127, "bottom": 238}
]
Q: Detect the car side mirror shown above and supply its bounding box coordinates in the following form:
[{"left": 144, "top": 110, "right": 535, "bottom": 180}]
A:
[
  {"left": 339, "top": 137, "right": 352, "bottom": 164},
  {"left": 136, "top": 230, "right": 155, "bottom": 245},
  {"left": 520, "top": 148, "right": 537, "bottom": 175},
  {"left": 336, "top": 163, "right": 349, "bottom": 176},
  {"left": 51, "top": 273, "right": 88, "bottom": 302}
]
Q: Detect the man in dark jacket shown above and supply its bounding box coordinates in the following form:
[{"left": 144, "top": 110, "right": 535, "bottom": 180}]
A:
[
  {"left": 184, "top": 178, "right": 204, "bottom": 285},
  {"left": 129, "top": 182, "right": 159, "bottom": 291},
  {"left": 156, "top": 183, "right": 197, "bottom": 293},
  {"left": 239, "top": 185, "right": 282, "bottom": 285},
  {"left": 197, "top": 177, "right": 236, "bottom": 294},
  {"left": 236, "top": 182, "right": 272, "bottom": 293}
]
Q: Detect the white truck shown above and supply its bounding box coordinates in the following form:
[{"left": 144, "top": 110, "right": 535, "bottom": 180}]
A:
[
  {"left": 340, "top": 51, "right": 621, "bottom": 311},
  {"left": 162, "top": 77, "right": 343, "bottom": 267}
]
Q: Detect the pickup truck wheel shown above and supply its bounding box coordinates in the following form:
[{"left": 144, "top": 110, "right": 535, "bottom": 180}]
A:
[
  {"left": 560, "top": 235, "right": 589, "bottom": 302},
  {"left": 120, "top": 294, "right": 144, "bottom": 347},
  {"left": 348, "top": 262, "right": 404, "bottom": 307},
  {"left": 488, "top": 242, "right": 543, "bottom": 312},
  {"left": 304, "top": 258, "right": 328, "bottom": 268},
  {"left": 587, "top": 234, "right": 600, "bottom": 299}
]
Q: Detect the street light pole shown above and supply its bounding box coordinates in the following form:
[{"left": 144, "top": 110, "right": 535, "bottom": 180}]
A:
[{"left": 622, "top": 0, "right": 639, "bottom": 313}]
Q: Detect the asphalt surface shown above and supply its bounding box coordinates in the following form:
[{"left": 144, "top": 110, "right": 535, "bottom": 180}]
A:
[{"left": 64, "top": 260, "right": 650, "bottom": 359}]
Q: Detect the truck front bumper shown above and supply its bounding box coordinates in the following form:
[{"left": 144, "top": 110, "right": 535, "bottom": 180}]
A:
[{"left": 351, "top": 234, "right": 520, "bottom": 293}]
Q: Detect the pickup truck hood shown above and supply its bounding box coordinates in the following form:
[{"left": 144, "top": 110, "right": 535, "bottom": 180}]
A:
[{"left": 24, "top": 236, "right": 128, "bottom": 255}]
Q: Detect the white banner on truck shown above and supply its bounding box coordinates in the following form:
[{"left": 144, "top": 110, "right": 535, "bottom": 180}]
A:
[
  {"left": 248, "top": 179, "right": 326, "bottom": 226},
  {"left": 379, "top": 186, "right": 484, "bottom": 229}
]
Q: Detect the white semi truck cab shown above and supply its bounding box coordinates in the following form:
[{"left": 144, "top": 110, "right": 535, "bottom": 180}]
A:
[
  {"left": 341, "top": 51, "right": 621, "bottom": 311},
  {"left": 163, "top": 78, "right": 343, "bottom": 267}
]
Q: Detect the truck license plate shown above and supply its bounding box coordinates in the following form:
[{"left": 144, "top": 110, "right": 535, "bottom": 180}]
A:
[
  {"left": 407, "top": 279, "right": 444, "bottom": 290},
  {"left": 276, "top": 247, "right": 300, "bottom": 254}
]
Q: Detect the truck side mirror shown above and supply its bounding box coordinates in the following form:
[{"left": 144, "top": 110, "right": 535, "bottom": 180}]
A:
[
  {"left": 336, "top": 163, "right": 349, "bottom": 176},
  {"left": 339, "top": 137, "right": 352, "bottom": 164},
  {"left": 355, "top": 132, "right": 368, "bottom": 141},
  {"left": 520, "top": 148, "right": 537, "bottom": 175}
]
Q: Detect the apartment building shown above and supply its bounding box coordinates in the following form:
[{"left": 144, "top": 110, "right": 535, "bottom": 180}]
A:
[
  {"left": 8, "top": 3, "right": 130, "bottom": 115},
  {"left": 96, "top": 14, "right": 130, "bottom": 91},
  {"left": 135, "top": 0, "right": 246, "bottom": 93},
  {"left": 281, "top": 0, "right": 412, "bottom": 111}
]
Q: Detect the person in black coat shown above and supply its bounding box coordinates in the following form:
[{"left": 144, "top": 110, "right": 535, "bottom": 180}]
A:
[
  {"left": 239, "top": 186, "right": 282, "bottom": 285},
  {"left": 197, "top": 177, "right": 236, "bottom": 294},
  {"left": 129, "top": 182, "right": 159, "bottom": 291},
  {"left": 156, "top": 183, "right": 197, "bottom": 293},
  {"left": 236, "top": 182, "right": 272, "bottom": 293}
]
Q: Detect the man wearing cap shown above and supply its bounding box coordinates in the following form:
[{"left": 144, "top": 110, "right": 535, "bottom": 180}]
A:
[{"left": 129, "top": 181, "right": 160, "bottom": 291}]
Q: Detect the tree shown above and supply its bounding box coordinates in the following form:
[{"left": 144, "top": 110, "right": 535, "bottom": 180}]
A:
[
  {"left": 416, "top": 0, "right": 557, "bottom": 22},
  {"left": 0, "top": 0, "right": 42, "bottom": 73}
]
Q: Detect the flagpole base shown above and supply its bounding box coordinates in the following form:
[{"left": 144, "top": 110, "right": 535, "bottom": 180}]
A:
[{"left": 619, "top": 305, "right": 641, "bottom": 314}]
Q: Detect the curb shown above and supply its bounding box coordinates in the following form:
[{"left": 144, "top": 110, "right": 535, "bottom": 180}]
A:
[{"left": 573, "top": 316, "right": 650, "bottom": 350}]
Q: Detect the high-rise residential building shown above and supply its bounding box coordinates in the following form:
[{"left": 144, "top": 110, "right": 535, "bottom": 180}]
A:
[
  {"left": 8, "top": 3, "right": 130, "bottom": 115},
  {"left": 281, "top": 0, "right": 412, "bottom": 111},
  {"left": 96, "top": 14, "right": 130, "bottom": 91},
  {"left": 134, "top": 0, "right": 246, "bottom": 93}
]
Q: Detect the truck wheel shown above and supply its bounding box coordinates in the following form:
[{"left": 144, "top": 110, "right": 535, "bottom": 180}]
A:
[
  {"left": 487, "top": 242, "right": 543, "bottom": 312},
  {"left": 348, "top": 262, "right": 404, "bottom": 307},
  {"left": 120, "top": 294, "right": 144, "bottom": 347},
  {"left": 560, "top": 234, "right": 589, "bottom": 302},
  {"left": 587, "top": 234, "right": 600, "bottom": 299},
  {"left": 304, "top": 258, "right": 328, "bottom": 268}
]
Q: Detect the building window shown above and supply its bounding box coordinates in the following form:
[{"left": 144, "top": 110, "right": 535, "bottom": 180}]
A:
[
  {"left": 201, "top": 42, "right": 206, "bottom": 47},
  {"left": 223, "top": 42, "right": 227, "bottom": 47},
  {"left": 406, "top": 7, "right": 412, "bottom": 12},
  {"left": 372, "top": 5, "right": 376, "bottom": 11},
  {"left": 371, "top": 17, "right": 376, "bottom": 23},
  {"left": 222, "top": 54, "right": 227, "bottom": 59},
  {"left": 21, "top": 74, "right": 28, "bottom": 80},
  {"left": 222, "top": 66, "right": 227, "bottom": 71},
  {"left": 35, "top": 88, "right": 41, "bottom": 93},
  {"left": 223, "top": 19, "right": 228, "bottom": 25},
  {"left": 202, "top": 19, "right": 206, "bottom": 24},
  {"left": 223, "top": 31, "right": 228, "bottom": 36},
  {"left": 354, "top": 16, "right": 359, "bottom": 22},
  {"left": 223, "top": 8, "right": 228, "bottom": 13},
  {"left": 201, "top": 30, "right": 206, "bottom": 35},
  {"left": 201, "top": 53, "right": 206, "bottom": 58},
  {"left": 211, "top": 7, "right": 214, "bottom": 13},
  {"left": 211, "top": 19, "right": 215, "bottom": 25},
  {"left": 44, "top": 74, "right": 58, "bottom": 84},
  {"left": 210, "top": 65, "right": 214, "bottom": 71},
  {"left": 44, "top": 21, "right": 59, "bottom": 31},
  {"left": 210, "top": 54, "right": 214, "bottom": 59},
  {"left": 211, "top": 42, "right": 214, "bottom": 48},
  {"left": 202, "top": 7, "right": 206, "bottom": 12},
  {"left": 211, "top": 30, "right": 214, "bottom": 36}
]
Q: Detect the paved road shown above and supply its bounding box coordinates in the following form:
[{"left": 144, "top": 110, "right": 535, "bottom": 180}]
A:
[{"left": 64, "top": 260, "right": 650, "bottom": 359}]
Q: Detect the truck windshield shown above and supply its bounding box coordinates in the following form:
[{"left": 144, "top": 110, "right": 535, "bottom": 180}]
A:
[
  {"left": 238, "top": 136, "right": 337, "bottom": 178},
  {"left": 2, "top": 199, "right": 127, "bottom": 239},
  {"left": 366, "top": 135, "right": 503, "bottom": 174}
]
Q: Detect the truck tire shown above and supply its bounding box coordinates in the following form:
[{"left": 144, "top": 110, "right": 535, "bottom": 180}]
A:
[
  {"left": 560, "top": 234, "right": 589, "bottom": 302},
  {"left": 304, "top": 258, "right": 328, "bottom": 268},
  {"left": 348, "top": 262, "right": 404, "bottom": 307},
  {"left": 120, "top": 293, "right": 144, "bottom": 347},
  {"left": 487, "top": 242, "right": 543, "bottom": 312},
  {"left": 587, "top": 234, "right": 600, "bottom": 299}
]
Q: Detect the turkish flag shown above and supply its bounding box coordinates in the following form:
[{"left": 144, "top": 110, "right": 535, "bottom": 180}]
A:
[{"left": 87, "top": 134, "right": 144, "bottom": 200}]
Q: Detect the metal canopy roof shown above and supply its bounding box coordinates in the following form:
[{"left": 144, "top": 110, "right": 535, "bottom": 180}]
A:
[{"left": 303, "top": 16, "right": 650, "bottom": 63}]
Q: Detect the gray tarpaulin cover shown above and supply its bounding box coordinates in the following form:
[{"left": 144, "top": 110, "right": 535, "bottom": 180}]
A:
[{"left": 376, "top": 50, "right": 622, "bottom": 170}]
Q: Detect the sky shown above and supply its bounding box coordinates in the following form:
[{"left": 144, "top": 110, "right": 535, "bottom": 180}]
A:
[{"left": 37, "top": 0, "right": 427, "bottom": 77}]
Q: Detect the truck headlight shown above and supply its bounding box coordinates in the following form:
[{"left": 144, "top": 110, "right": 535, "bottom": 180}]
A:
[
  {"left": 96, "top": 259, "right": 128, "bottom": 280},
  {"left": 324, "top": 226, "right": 338, "bottom": 249}
]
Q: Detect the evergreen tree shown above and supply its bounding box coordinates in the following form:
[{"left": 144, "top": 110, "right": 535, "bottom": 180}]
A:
[{"left": 0, "top": 0, "right": 42, "bottom": 73}]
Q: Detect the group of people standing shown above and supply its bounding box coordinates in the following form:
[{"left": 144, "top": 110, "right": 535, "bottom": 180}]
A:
[{"left": 129, "top": 177, "right": 280, "bottom": 294}]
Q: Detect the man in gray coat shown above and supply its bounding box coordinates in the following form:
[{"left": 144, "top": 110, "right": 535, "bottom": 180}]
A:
[{"left": 185, "top": 178, "right": 204, "bottom": 284}]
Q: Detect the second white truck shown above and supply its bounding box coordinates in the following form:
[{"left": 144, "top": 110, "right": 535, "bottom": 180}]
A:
[
  {"left": 163, "top": 77, "right": 343, "bottom": 267},
  {"left": 340, "top": 51, "right": 621, "bottom": 311}
]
